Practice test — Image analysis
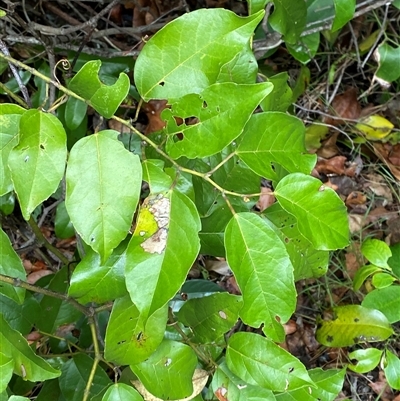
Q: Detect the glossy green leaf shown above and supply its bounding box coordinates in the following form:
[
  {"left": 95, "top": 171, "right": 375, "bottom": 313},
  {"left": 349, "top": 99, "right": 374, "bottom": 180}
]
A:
[
  {"left": 353, "top": 264, "right": 382, "bottom": 291},
  {"left": 131, "top": 340, "right": 197, "bottom": 400},
  {"left": 247, "top": 0, "right": 269, "bottom": 15},
  {"left": 125, "top": 190, "right": 200, "bottom": 317},
  {"left": 0, "top": 191, "right": 15, "bottom": 215},
  {"left": 104, "top": 296, "right": 167, "bottom": 365},
  {"left": 142, "top": 159, "right": 173, "bottom": 193},
  {"left": 35, "top": 379, "right": 65, "bottom": 401},
  {"left": 177, "top": 293, "right": 242, "bottom": 343},
  {"left": 164, "top": 82, "right": 273, "bottom": 159},
  {"left": 66, "top": 130, "right": 142, "bottom": 262},
  {"left": 394, "top": 0, "right": 400, "bottom": 9},
  {"left": 102, "top": 383, "right": 143, "bottom": 401},
  {"left": 389, "top": 243, "right": 400, "bottom": 278},
  {"left": 375, "top": 43, "right": 400, "bottom": 83},
  {"left": 8, "top": 110, "right": 67, "bottom": 220},
  {"left": 8, "top": 397, "right": 30, "bottom": 401},
  {"left": 0, "top": 352, "right": 13, "bottom": 393},
  {"left": 269, "top": 0, "right": 307, "bottom": 44},
  {"left": 37, "top": 267, "right": 83, "bottom": 334},
  {"left": 0, "top": 228, "right": 25, "bottom": 304},
  {"left": 226, "top": 332, "right": 315, "bottom": 391},
  {"left": 275, "top": 368, "right": 345, "bottom": 401},
  {"left": 236, "top": 113, "right": 316, "bottom": 181},
  {"left": 263, "top": 203, "right": 329, "bottom": 280},
  {"left": 59, "top": 353, "right": 111, "bottom": 401},
  {"left": 68, "top": 60, "right": 129, "bottom": 118},
  {"left": 54, "top": 201, "right": 75, "bottom": 239},
  {"left": 212, "top": 361, "right": 276, "bottom": 401},
  {"left": 361, "top": 239, "right": 391, "bottom": 269},
  {"left": 0, "top": 104, "right": 25, "bottom": 195},
  {"left": 64, "top": 97, "right": 87, "bottom": 130},
  {"left": 348, "top": 348, "right": 383, "bottom": 374},
  {"left": 135, "top": 9, "right": 264, "bottom": 100},
  {"left": 225, "top": 212, "right": 296, "bottom": 342},
  {"left": 362, "top": 286, "right": 400, "bottom": 323},
  {"left": 69, "top": 241, "right": 128, "bottom": 304},
  {"left": 274, "top": 173, "right": 349, "bottom": 250},
  {"left": 260, "top": 72, "right": 293, "bottom": 112},
  {"left": 0, "top": 71, "right": 30, "bottom": 95},
  {"left": 371, "top": 272, "right": 396, "bottom": 289},
  {"left": 0, "top": 314, "right": 61, "bottom": 381},
  {"left": 331, "top": 0, "right": 355, "bottom": 32},
  {"left": 287, "top": 33, "right": 320, "bottom": 64},
  {"left": 384, "top": 350, "right": 400, "bottom": 390},
  {"left": 316, "top": 305, "right": 394, "bottom": 347}
]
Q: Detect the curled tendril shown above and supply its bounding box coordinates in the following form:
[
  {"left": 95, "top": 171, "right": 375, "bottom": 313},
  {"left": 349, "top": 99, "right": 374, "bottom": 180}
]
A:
[{"left": 53, "top": 59, "right": 71, "bottom": 84}]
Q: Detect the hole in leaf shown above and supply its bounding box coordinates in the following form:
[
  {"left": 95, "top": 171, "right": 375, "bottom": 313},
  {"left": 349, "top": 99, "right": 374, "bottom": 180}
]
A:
[
  {"left": 159, "top": 81, "right": 165, "bottom": 86},
  {"left": 326, "top": 335, "right": 333, "bottom": 343},
  {"left": 117, "top": 340, "right": 126, "bottom": 345},
  {"left": 284, "top": 237, "right": 289, "bottom": 243},
  {"left": 216, "top": 106, "right": 220, "bottom": 112},
  {"left": 173, "top": 133, "right": 183, "bottom": 142},
  {"left": 40, "top": 144, "right": 45, "bottom": 150},
  {"left": 202, "top": 100, "right": 208, "bottom": 108},
  {"left": 288, "top": 367, "right": 294, "bottom": 373}
]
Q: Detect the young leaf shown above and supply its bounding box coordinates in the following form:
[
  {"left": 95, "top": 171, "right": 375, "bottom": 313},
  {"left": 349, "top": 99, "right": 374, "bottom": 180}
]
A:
[
  {"left": 164, "top": 82, "right": 273, "bottom": 159},
  {"left": 66, "top": 130, "right": 142, "bottom": 262},
  {"left": 331, "top": 0, "right": 356, "bottom": 32},
  {"left": 260, "top": 73, "right": 293, "bottom": 112},
  {"left": 0, "top": 314, "right": 61, "bottom": 382},
  {"left": 102, "top": 383, "right": 143, "bottom": 401},
  {"left": 361, "top": 238, "right": 392, "bottom": 269},
  {"left": 68, "top": 242, "right": 128, "bottom": 304},
  {"left": 104, "top": 296, "right": 167, "bottom": 365},
  {"left": 353, "top": 264, "right": 382, "bottom": 291},
  {"left": 269, "top": 0, "right": 307, "bottom": 44},
  {"left": 362, "top": 286, "right": 400, "bottom": 323},
  {"left": 226, "top": 332, "right": 315, "bottom": 391},
  {"left": 263, "top": 204, "right": 329, "bottom": 280},
  {"left": 0, "top": 228, "right": 26, "bottom": 304},
  {"left": 212, "top": 361, "right": 276, "bottom": 401},
  {"left": 8, "top": 109, "right": 67, "bottom": 220},
  {"left": 225, "top": 212, "right": 296, "bottom": 342},
  {"left": 0, "top": 104, "right": 25, "bottom": 196},
  {"left": 316, "top": 305, "right": 394, "bottom": 347},
  {"left": 130, "top": 340, "right": 197, "bottom": 400},
  {"left": 60, "top": 353, "right": 111, "bottom": 401},
  {"left": 125, "top": 190, "right": 200, "bottom": 317},
  {"left": 275, "top": 368, "right": 346, "bottom": 401},
  {"left": 134, "top": 9, "right": 264, "bottom": 100},
  {"left": 274, "top": 173, "right": 349, "bottom": 250},
  {"left": 286, "top": 33, "right": 320, "bottom": 64},
  {"left": 348, "top": 348, "right": 383, "bottom": 374},
  {"left": 176, "top": 293, "right": 243, "bottom": 343},
  {"left": 383, "top": 350, "right": 400, "bottom": 390},
  {"left": 68, "top": 60, "right": 129, "bottom": 118},
  {"left": 236, "top": 112, "right": 316, "bottom": 180}
]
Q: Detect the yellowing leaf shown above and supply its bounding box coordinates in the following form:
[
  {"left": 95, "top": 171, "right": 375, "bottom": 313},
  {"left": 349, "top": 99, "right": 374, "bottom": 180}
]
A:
[{"left": 355, "top": 115, "right": 394, "bottom": 141}]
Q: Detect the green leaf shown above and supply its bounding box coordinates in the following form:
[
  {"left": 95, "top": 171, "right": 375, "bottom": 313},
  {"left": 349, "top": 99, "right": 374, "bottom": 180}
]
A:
[
  {"left": 371, "top": 272, "right": 396, "bottom": 289},
  {"left": 177, "top": 293, "right": 243, "bottom": 343},
  {"left": 64, "top": 97, "right": 87, "bottom": 130},
  {"left": 275, "top": 368, "right": 346, "bottom": 401},
  {"left": 362, "top": 286, "right": 400, "bottom": 324},
  {"left": 69, "top": 242, "right": 128, "bottom": 304},
  {"left": 263, "top": 203, "right": 329, "bottom": 280},
  {"left": 236, "top": 113, "right": 316, "bottom": 181},
  {"left": 389, "top": 243, "right": 400, "bottom": 278},
  {"left": 68, "top": 60, "right": 129, "bottom": 118},
  {"left": 316, "top": 305, "right": 394, "bottom": 347},
  {"left": 142, "top": 159, "right": 173, "bottom": 193},
  {"left": 260, "top": 73, "right": 293, "bottom": 112},
  {"left": 226, "top": 332, "right": 315, "bottom": 391},
  {"left": 0, "top": 191, "right": 15, "bottom": 215},
  {"left": 0, "top": 104, "right": 25, "bottom": 196},
  {"left": 0, "top": 228, "right": 25, "bottom": 304},
  {"left": 37, "top": 267, "right": 83, "bottom": 334},
  {"left": 66, "top": 130, "right": 142, "bottom": 262},
  {"left": 269, "top": 0, "right": 307, "bottom": 44},
  {"left": 212, "top": 361, "right": 276, "bottom": 401},
  {"left": 36, "top": 379, "right": 65, "bottom": 401},
  {"left": 274, "top": 173, "right": 349, "bottom": 250},
  {"left": 384, "top": 350, "right": 400, "bottom": 390},
  {"left": 134, "top": 9, "right": 264, "bottom": 100},
  {"left": 8, "top": 110, "right": 67, "bottom": 220},
  {"left": 331, "top": 0, "right": 355, "bottom": 32},
  {"left": 0, "top": 314, "right": 61, "bottom": 381},
  {"left": 394, "top": 0, "right": 400, "bottom": 9},
  {"left": 125, "top": 190, "right": 200, "bottom": 317},
  {"left": 0, "top": 71, "right": 30, "bottom": 95},
  {"left": 104, "top": 296, "right": 167, "bottom": 365},
  {"left": 0, "top": 352, "right": 13, "bottom": 393},
  {"left": 353, "top": 264, "right": 382, "bottom": 291},
  {"left": 286, "top": 33, "right": 320, "bottom": 64},
  {"left": 54, "top": 201, "right": 75, "bottom": 239},
  {"left": 247, "top": 0, "right": 269, "bottom": 15},
  {"left": 8, "top": 397, "right": 30, "bottom": 401},
  {"left": 59, "top": 353, "right": 111, "bottom": 401},
  {"left": 130, "top": 340, "right": 197, "bottom": 400},
  {"left": 375, "top": 43, "right": 400, "bottom": 83},
  {"left": 361, "top": 239, "right": 391, "bottom": 269},
  {"left": 102, "top": 383, "right": 143, "bottom": 401},
  {"left": 348, "top": 348, "right": 383, "bottom": 374},
  {"left": 225, "top": 212, "right": 296, "bottom": 342},
  {"left": 164, "top": 82, "right": 273, "bottom": 159}
]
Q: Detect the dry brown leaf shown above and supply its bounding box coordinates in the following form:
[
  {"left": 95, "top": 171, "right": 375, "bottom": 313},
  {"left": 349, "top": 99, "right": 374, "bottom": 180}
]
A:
[
  {"left": 369, "top": 371, "right": 395, "bottom": 401},
  {"left": 205, "top": 259, "right": 232, "bottom": 276},
  {"left": 108, "top": 118, "right": 131, "bottom": 134},
  {"left": 317, "top": 132, "right": 340, "bottom": 159},
  {"left": 143, "top": 99, "right": 169, "bottom": 135},
  {"left": 323, "top": 87, "right": 361, "bottom": 126},
  {"left": 363, "top": 173, "right": 393, "bottom": 205},
  {"left": 374, "top": 143, "right": 400, "bottom": 181},
  {"left": 256, "top": 187, "right": 275, "bottom": 212},
  {"left": 345, "top": 191, "right": 367, "bottom": 208},
  {"left": 345, "top": 244, "right": 364, "bottom": 279},
  {"left": 316, "top": 156, "right": 347, "bottom": 175},
  {"left": 27, "top": 270, "right": 54, "bottom": 284},
  {"left": 348, "top": 214, "right": 367, "bottom": 234}
]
